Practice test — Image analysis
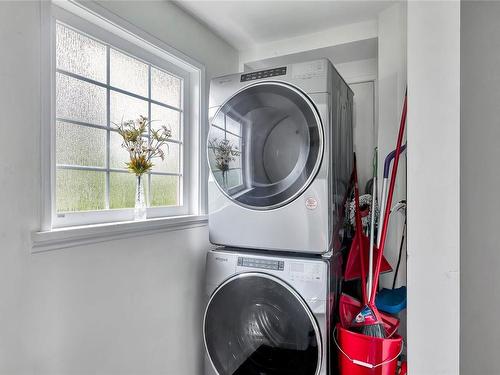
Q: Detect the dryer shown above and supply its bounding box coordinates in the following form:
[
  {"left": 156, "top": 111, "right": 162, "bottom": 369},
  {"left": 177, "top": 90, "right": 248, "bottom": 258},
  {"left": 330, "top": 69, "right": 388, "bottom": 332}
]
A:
[
  {"left": 207, "top": 59, "right": 353, "bottom": 254},
  {"left": 203, "top": 248, "right": 339, "bottom": 375}
]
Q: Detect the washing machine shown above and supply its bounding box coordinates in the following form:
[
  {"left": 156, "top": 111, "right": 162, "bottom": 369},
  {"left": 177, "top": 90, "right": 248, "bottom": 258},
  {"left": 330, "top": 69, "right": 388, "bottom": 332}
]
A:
[
  {"left": 207, "top": 59, "right": 353, "bottom": 254},
  {"left": 203, "top": 248, "right": 340, "bottom": 375}
]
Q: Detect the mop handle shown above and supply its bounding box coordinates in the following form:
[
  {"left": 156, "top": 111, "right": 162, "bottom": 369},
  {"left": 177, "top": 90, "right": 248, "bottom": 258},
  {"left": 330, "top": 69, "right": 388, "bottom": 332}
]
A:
[
  {"left": 370, "top": 92, "right": 407, "bottom": 304},
  {"left": 383, "top": 144, "right": 407, "bottom": 178},
  {"left": 367, "top": 149, "right": 377, "bottom": 298},
  {"left": 353, "top": 158, "right": 368, "bottom": 305},
  {"left": 377, "top": 144, "right": 407, "bottom": 247}
]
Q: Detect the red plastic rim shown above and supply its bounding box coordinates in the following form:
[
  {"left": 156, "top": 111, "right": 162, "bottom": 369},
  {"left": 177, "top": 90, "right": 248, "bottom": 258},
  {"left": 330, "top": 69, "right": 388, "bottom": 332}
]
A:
[{"left": 335, "top": 324, "right": 403, "bottom": 375}]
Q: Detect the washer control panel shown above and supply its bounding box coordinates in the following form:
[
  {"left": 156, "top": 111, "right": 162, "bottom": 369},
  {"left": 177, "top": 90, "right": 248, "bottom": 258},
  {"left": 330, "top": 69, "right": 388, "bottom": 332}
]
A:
[
  {"left": 237, "top": 256, "right": 285, "bottom": 271},
  {"left": 240, "top": 67, "right": 287, "bottom": 82},
  {"left": 289, "top": 261, "right": 322, "bottom": 282}
]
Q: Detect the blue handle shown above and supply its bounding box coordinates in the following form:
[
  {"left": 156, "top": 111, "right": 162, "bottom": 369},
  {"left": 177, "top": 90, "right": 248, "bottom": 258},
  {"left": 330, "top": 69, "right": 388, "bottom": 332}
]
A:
[{"left": 383, "top": 144, "right": 407, "bottom": 178}]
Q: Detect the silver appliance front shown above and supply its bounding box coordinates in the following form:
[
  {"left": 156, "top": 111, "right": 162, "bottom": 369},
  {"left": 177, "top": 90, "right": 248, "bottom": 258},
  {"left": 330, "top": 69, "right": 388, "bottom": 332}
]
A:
[
  {"left": 203, "top": 273, "right": 322, "bottom": 375},
  {"left": 207, "top": 81, "right": 323, "bottom": 211}
]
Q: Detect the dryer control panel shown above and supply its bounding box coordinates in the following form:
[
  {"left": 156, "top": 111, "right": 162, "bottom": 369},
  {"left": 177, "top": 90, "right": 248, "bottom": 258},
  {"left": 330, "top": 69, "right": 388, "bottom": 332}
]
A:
[{"left": 240, "top": 67, "right": 287, "bottom": 82}]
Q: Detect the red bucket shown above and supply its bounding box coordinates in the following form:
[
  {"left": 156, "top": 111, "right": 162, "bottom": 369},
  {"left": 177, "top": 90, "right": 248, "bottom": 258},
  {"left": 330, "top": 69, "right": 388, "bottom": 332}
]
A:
[{"left": 334, "top": 323, "right": 403, "bottom": 375}]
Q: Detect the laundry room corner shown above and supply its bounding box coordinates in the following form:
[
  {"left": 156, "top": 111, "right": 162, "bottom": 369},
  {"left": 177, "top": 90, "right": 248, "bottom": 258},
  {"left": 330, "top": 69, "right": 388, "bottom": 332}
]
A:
[
  {"left": 236, "top": 0, "right": 409, "bottom": 342},
  {"left": 0, "top": 1, "right": 464, "bottom": 374}
]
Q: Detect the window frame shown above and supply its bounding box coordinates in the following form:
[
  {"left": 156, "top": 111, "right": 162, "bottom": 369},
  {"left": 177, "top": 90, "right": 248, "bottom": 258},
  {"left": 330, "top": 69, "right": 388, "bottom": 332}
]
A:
[{"left": 41, "top": 2, "right": 206, "bottom": 229}]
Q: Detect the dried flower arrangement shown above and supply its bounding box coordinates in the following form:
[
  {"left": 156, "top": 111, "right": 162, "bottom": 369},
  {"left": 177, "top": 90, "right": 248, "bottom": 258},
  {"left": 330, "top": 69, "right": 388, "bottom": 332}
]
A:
[
  {"left": 115, "top": 115, "right": 171, "bottom": 176},
  {"left": 114, "top": 115, "right": 172, "bottom": 220},
  {"left": 208, "top": 138, "right": 241, "bottom": 173}
]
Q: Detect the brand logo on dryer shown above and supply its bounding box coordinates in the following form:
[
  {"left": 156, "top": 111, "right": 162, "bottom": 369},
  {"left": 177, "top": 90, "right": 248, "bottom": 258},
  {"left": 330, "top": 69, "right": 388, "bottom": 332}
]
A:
[
  {"left": 215, "top": 257, "right": 228, "bottom": 262},
  {"left": 305, "top": 197, "right": 318, "bottom": 210},
  {"left": 217, "top": 78, "right": 233, "bottom": 85}
]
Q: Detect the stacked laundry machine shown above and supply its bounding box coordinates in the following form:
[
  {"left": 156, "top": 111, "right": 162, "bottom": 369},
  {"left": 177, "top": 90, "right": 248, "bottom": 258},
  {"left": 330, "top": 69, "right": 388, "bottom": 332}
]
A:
[{"left": 203, "top": 59, "right": 354, "bottom": 375}]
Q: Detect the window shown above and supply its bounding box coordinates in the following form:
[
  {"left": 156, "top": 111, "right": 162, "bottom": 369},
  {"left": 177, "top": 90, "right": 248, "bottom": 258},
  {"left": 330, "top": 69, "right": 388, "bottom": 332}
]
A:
[{"left": 45, "top": 4, "right": 203, "bottom": 228}]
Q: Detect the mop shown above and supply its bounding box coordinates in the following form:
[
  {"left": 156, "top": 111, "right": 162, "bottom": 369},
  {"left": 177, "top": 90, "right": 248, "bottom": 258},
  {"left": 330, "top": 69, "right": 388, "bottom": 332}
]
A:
[
  {"left": 370, "top": 91, "right": 407, "bottom": 317},
  {"left": 350, "top": 153, "right": 386, "bottom": 338}
]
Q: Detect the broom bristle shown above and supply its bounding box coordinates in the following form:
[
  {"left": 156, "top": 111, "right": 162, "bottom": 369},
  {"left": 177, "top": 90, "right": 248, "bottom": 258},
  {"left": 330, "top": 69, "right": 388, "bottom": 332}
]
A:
[
  {"left": 351, "top": 305, "right": 386, "bottom": 338},
  {"left": 358, "top": 323, "right": 386, "bottom": 338}
]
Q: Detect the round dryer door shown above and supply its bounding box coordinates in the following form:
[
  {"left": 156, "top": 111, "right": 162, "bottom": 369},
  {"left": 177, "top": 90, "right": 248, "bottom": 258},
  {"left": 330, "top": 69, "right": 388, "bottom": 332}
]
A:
[
  {"left": 208, "top": 82, "right": 323, "bottom": 210},
  {"left": 204, "top": 273, "right": 321, "bottom": 375}
]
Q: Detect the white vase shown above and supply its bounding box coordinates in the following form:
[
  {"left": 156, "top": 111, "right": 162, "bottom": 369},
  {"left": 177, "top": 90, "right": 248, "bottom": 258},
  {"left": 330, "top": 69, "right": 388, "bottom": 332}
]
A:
[{"left": 134, "top": 174, "right": 147, "bottom": 221}]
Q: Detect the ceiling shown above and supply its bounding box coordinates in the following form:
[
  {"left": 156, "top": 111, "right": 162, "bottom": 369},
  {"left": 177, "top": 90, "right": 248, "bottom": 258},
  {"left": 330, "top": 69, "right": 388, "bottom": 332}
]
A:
[{"left": 173, "top": 1, "right": 394, "bottom": 51}]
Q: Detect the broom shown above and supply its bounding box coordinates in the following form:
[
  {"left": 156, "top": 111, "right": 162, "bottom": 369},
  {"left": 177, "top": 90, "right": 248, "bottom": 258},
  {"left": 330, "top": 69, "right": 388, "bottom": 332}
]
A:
[
  {"left": 356, "top": 92, "right": 408, "bottom": 336},
  {"left": 350, "top": 155, "right": 386, "bottom": 337},
  {"left": 370, "top": 91, "right": 408, "bottom": 313}
]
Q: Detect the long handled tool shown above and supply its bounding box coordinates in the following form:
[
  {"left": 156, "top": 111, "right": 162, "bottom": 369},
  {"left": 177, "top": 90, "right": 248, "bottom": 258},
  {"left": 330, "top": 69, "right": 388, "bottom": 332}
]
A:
[
  {"left": 377, "top": 144, "right": 407, "bottom": 248},
  {"left": 367, "top": 148, "right": 377, "bottom": 301},
  {"left": 338, "top": 161, "right": 400, "bottom": 337},
  {"left": 350, "top": 155, "right": 386, "bottom": 338},
  {"left": 344, "top": 154, "right": 392, "bottom": 282},
  {"left": 371, "top": 91, "right": 407, "bottom": 305}
]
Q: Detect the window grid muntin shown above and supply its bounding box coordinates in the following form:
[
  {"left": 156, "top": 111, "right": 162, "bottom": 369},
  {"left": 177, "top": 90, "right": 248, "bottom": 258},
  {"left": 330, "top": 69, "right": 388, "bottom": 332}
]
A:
[
  {"left": 147, "top": 64, "right": 152, "bottom": 208},
  {"left": 55, "top": 68, "right": 183, "bottom": 113},
  {"left": 105, "top": 43, "right": 111, "bottom": 209},
  {"left": 54, "top": 118, "right": 184, "bottom": 145},
  {"left": 55, "top": 22, "right": 183, "bottom": 213}
]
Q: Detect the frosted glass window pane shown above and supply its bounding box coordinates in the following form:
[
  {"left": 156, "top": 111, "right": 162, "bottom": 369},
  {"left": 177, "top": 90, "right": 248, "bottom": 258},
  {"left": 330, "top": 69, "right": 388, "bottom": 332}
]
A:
[
  {"left": 226, "top": 169, "right": 243, "bottom": 188},
  {"left": 226, "top": 133, "right": 241, "bottom": 169},
  {"left": 208, "top": 126, "right": 225, "bottom": 144},
  {"left": 212, "top": 111, "right": 225, "bottom": 128},
  {"left": 109, "top": 172, "right": 147, "bottom": 209},
  {"left": 226, "top": 116, "right": 241, "bottom": 135},
  {"left": 110, "top": 91, "right": 148, "bottom": 126},
  {"left": 56, "top": 121, "right": 106, "bottom": 167},
  {"left": 151, "top": 67, "right": 181, "bottom": 108},
  {"left": 151, "top": 104, "right": 180, "bottom": 141},
  {"left": 110, "top": 49, "right": 148, "bottom": 97},
  {"left": 226, "top": 133, "right": 241, "bottom": 149},
  {"left": 151, "top": 175, "right": 179, "bottom": 207},
  {"left": 110, "top": 131, "right": 131, "bottom": 170},
  {"left": 56, "top": 169, "right": 105, "bottom": 212},
  {"left": 56, "top": 73, "right": 107, "bottom": 125},
  {"left": 154, "top": 142, "right": 180, "bottom": 174},
  {"left": 56, "top": 23, "right": 106, "bottom": 82},
  {"left": 212, "top": 170, "right": 242, "bottom": 189}
]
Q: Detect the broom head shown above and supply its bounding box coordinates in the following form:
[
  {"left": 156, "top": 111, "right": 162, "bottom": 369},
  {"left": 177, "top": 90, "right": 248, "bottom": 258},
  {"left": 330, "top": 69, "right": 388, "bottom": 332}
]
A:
[
  {"left": 351, "top": 304, "right": 386, "bottom": 338},
  {"left": 339, "top": 293, "right": 400, "bottom": 338}
]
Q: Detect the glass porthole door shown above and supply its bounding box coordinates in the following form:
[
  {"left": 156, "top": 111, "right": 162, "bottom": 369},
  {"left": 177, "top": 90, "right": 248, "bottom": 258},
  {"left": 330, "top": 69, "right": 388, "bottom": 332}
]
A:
[
  {"left": 208, "top": 82, "right": 323, "bottom": 210},
  {"left": 204, "top": 274, "right": 321, "bottom": 375}
]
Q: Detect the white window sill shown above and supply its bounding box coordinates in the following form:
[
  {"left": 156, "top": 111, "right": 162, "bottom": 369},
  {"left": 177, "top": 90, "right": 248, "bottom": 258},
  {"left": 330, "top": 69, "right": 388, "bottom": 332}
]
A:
[{"left": 31, "top": 215, "right": 208, "bottom": 253}]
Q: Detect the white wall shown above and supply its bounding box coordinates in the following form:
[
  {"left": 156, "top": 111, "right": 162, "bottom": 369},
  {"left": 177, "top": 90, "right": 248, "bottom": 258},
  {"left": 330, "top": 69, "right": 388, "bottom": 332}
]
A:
[
  {"left": 239, "top": 19, "right": 378, "bottom": 69},
  {"left": 407, "top": 2, "right": 460, "bottom": 374},
  {"left": 350, "top": 81, "right": 376, "bottom": 191},
  {"left": 0, "top": 1, "right": 238, "bottom": 373},
  {"left": 461, "top": 2, "right": 500, "bottom": 374},
  {"left": 336, "top": 57, "right": 377, "bottom": 83},
  {"left": 377, "top": 2, "right": 407, "bottom": 291}
]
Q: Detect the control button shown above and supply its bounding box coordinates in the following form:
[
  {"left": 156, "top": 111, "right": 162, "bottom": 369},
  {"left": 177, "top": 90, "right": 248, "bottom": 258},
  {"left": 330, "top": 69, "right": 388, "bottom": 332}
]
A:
[{"left": 240, "top": 67, "right": 287, "bottom": 82}]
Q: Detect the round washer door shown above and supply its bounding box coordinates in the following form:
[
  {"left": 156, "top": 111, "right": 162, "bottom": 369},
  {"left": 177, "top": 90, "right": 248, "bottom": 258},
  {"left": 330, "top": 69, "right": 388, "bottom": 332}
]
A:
[
  {"left": 204, "top": 273, "right": 322, "bottom": 375},
  {"left": 208, "top": 82, "right": 323, "bottom": 210}
]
